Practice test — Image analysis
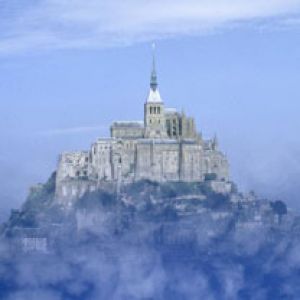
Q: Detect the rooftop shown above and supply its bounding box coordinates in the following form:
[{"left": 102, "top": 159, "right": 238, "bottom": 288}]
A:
[
  {"left": 165, "top": 107, "right": 177, "bottom": 114},
  {"left": 111, "top": 121, "right": 144, "bottom": 128},
  {"left": 147, "top": 88, "right": 163, "bottom": 103}
]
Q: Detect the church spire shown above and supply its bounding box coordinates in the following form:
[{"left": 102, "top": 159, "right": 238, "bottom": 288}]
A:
[
  {"left": 147, "top": 43, "right": 162, "bottom": 103},
  {"left": 150, "top": 43, "right": 158, "bottom": 91}
]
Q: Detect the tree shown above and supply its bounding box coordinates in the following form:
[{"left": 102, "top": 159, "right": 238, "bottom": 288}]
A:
[{"left": 271, "top": 200, "right": 287, "bottom": 216}]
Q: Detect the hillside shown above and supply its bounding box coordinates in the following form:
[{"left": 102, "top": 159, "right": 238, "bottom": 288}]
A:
[{"left": 1, "top": 173, "right": 299, "bottom": 299}]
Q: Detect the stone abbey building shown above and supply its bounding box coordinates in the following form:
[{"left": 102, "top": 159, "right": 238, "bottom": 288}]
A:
[{"left": 55, "top": 53, "right": 230, "bottom": 205}]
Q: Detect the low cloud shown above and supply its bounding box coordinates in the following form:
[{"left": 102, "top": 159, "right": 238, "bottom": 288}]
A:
[
  {"left": 1, "top": 0, "right": 300, "bottom": 54},
  {"left": 1, "top": 180, "right": 300, "bottom": 299}
]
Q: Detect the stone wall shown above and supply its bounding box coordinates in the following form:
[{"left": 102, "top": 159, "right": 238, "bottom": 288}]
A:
[
  {"left": 135, "top": 140, "right": 180, "bottom": 181},
  {"left": 165, "top": 109, "right": 198, "bottom": 139},
  {"left": 111, "top": 121, "right": 144, "bottom": 139}
]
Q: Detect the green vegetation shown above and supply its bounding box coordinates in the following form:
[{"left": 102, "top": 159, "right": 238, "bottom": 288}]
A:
[
  {"left": 4, "top": 172, "right": 58, "bottom": 230},
  {"left": 76, "top": 190, "right": 117, "bottom": 210},
  {"left": 204, "top": 173, "right": 217, "bottom": 181},
  {"left": 203, "top": 193, "right": 231, "bottom": 210},
  {"left": 122, "top": 180, "right": 214, "bottom": 201},
  {"left": 271, "top": 200, "right": 287, "bottom": 216},
  {"left": 22, "top": 171, "right": 56, "bottom": 212}
]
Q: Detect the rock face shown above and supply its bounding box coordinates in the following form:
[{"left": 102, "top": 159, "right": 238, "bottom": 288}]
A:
[
  {"left": 55, "top": 56, "right": 229, "bottom": 206},
  {"left": 2, "top": 176, "right": 290, "bottom": 255}
]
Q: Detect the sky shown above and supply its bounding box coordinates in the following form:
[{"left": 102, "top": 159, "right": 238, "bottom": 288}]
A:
[{"left": 1, "top": 0, "right": 300, "bottom": 219}]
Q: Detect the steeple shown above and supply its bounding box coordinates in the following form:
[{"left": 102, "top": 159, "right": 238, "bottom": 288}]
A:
[
  {"left": 150, "top": 43, "right": 158, "bottom": 91},
  {"left": 147, "top": 43, "right": 162, "bottom": 103},
  {"left": 144, "top": 43, "right": 166, "bottom": 138},
  {"left": 212, "top": 134, "right": 218, "bottom": 150}
]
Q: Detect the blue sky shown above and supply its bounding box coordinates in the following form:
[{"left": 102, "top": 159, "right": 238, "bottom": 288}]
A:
[{"left": 1, "top": 0, "right": 300, "bottom": 219}]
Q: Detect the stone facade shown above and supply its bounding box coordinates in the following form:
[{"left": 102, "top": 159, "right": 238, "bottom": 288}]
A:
[{"left": 55, "top": 55, "right": 230, "bottom": 205}]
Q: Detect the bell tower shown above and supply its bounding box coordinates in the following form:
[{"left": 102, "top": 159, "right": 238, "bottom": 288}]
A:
[{"left": 144, "top": 44, "right": 167, "bottom": 139}]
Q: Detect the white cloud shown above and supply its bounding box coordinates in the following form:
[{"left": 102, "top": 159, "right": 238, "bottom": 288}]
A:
[
  {"left": 0, "top": 0, "right": 300, "bottom": 54},
  {"left": 280, "top": 16, "right": 300, "bottom": 25},
  {"left": 37, "top": 125, "right": 107, "bottom": 136}
]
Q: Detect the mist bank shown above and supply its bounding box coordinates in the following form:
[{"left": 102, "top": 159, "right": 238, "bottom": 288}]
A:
[{"left": 0, "top": 174, "right": 299, "bottom": 299}]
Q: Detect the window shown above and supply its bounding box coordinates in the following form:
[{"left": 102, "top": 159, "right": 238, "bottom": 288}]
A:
[
  {"left": 154, "top": 107, "right": 157, "bottom": 114},
  {"left": 157, "top": 107, "right": 161, "bottom": 114},
  {"left": 179, "top": 119, "right": 182, "bottom": 135},
  {"left": 166, "top": 120, "right": 171, "bottom": 136},
  {"left": 150, "top": 107, "right": 153, "bottom": 114}
]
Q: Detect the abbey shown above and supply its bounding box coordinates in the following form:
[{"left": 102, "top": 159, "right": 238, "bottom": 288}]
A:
[{"left": 55, "top": 53, "right": 230, "bottom": 205}]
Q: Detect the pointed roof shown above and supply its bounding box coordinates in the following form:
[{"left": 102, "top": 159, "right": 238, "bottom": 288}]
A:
[
  {"left": 147, "top": 43, "right": 163, "bottom": 103},
  {"left": 150, "top": 44, "right": 158, "bottom": 91},
  {"left": 147, "top": 88, "right": 162, "bottom": 103}
]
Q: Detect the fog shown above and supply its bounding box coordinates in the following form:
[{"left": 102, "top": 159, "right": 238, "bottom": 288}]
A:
[{"left": 0, "top": 182, "right": 300, "bottom": 300}]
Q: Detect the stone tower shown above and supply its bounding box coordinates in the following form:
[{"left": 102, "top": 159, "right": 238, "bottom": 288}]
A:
[{"left": 144, "top": 45, "right": 168, "bottom": 139}]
